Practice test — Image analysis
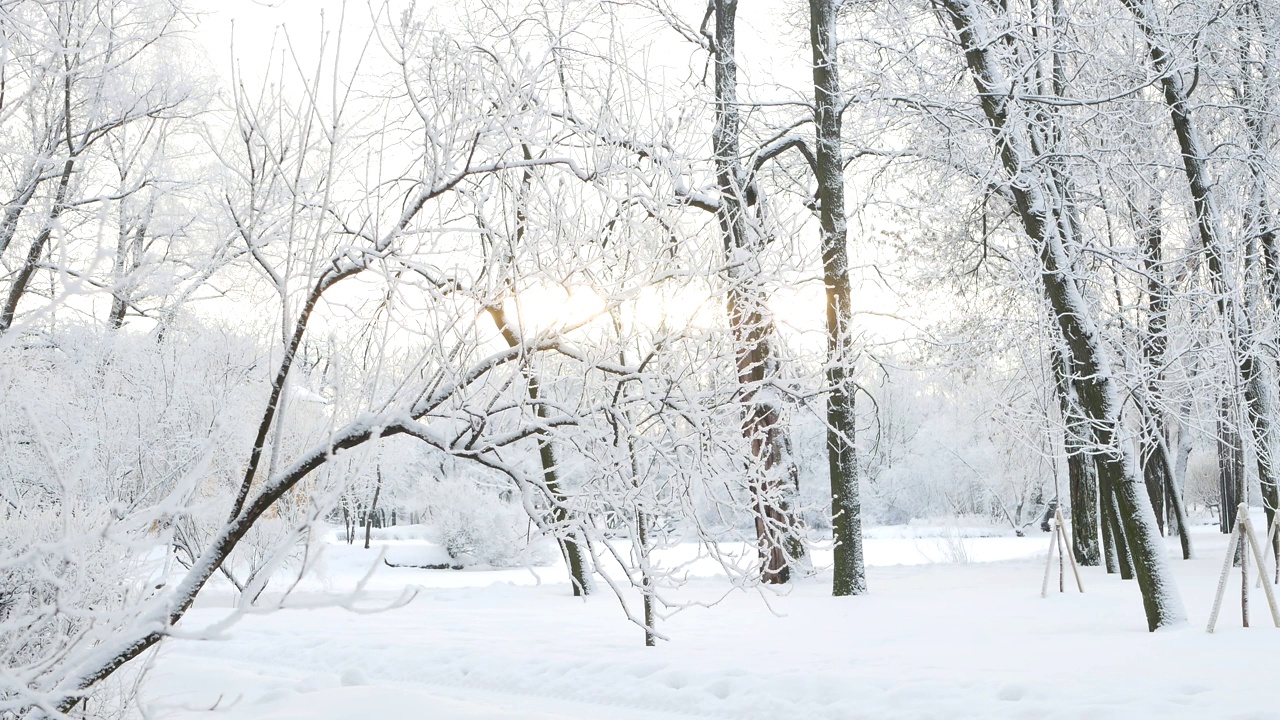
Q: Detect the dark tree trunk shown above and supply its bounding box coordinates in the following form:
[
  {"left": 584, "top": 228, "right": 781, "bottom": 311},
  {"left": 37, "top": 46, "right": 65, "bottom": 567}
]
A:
[
  {"left": 485, "top": 152, "right": 594, "bottom": 597},
  {"left": 0, "top": 64, "right": 76, "bottom": 334},
  {"left": 1218, "top": 397, "right": 1245, "bottom": 535},
  {"left": 1100, "top": 477, "right": 1135, "bottom": 578},
  {"left": 1099, "top": 487, "right": 1120, "bottom": 574},
  {"left": 0, "top": 176, "right": 40, "bottom": 257},
  {"left": 0, "top": 158, "right": 72, "bottom": 333},
  {"left": 1134, "top": 202, "right": 1193, "bottom": 558},
  {"left": 364, "top": 467, "right": 383, "bottom": 550},
  {"left": 1240, "top": 0, "right": 1280, "bottom": 556},
  {"left": 809, "top": 0, "right": 866, "bottom": 597},
  {"left": 530, "top": 374, "right": 592, "bottom": 596},
  {"left": 1051, "top": 347, "right": 1101, "bottom": 566},
  {"left": 1141, "top": 437, "right": 1168, "bottom": 536}
]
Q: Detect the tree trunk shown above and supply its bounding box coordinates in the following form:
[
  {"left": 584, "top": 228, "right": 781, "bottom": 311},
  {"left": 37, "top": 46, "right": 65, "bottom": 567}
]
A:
[
  {"left": 486, "top": 150, "right": 594, "bottom": 597},
  {"left": 809, "top": 0, "right": 866, "bottom": 597},
  {"left": 1099, "top": 487, "right": 1120, "bottom": 574},
  {"left": 530, "top": 374, "right": 593, "bottom": 596},
  {"left": 0, "top": 174, "right": 42, "bottom": 257},
  {"left": 108, "top": 217, "right": 147, "bottom": 330},
  {"left": 713, "top": 0, "right": 802, "bottom": 585},
  {"left": 1240, "top": 0, "right": 1280, "bottom": 558},
  {"left": 364, "top": 466, "right": 383, "bottom": 550},
  {"left": 0, "top": 49, "right": 78, "bottom": 334},
  {"left": 1218, "top": 396, "right": 1245, "bottom": 536},
  {"left": 1051, "top": 346, "right": 1101, "bottom": 566},
  {"left": 1141, "top": 434, "right": 1167, "bottom": 536},
  {"left": 1133, "top": 201, "right": 1193, "bottom": 558},
  {"left": 1174, "top": 402, "right": 1194, "bottom": 512},
  {"left": 0, "top": 158, "right": 73, "bottom": 333},
  {"left": 1101, "top": 476, "right": 1135, "bottom": 578}
]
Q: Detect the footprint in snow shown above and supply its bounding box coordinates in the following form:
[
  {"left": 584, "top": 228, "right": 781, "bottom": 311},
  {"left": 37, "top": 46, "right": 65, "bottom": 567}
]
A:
[{"left": 704, "top": 678, "right": 733, "bottom": 700}]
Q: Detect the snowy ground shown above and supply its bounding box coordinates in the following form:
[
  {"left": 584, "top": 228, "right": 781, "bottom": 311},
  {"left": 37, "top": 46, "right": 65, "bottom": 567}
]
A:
[{"left": 141, "top": 522, "right": 1280, "bottom": 719}]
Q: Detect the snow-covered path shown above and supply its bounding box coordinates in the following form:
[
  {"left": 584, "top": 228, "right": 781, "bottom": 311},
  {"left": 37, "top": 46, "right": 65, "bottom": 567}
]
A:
[{"left": 144, "top": 527, "right": 1280, "bottom": 719}]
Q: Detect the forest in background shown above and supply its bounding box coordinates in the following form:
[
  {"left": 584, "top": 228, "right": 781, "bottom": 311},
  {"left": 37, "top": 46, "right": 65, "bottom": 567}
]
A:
[{"left": 4, "top": 0, "right": 1280, "bottom": 714}]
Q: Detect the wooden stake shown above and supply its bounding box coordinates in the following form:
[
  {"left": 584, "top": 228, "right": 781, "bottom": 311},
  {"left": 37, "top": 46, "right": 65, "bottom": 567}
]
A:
[
  {"left": 1041, "top": 510, "right": 1083, "bottom": 597},
  {"left": 1254, "top": 519, "right": 1280, "bottom": 589},
  {"left": 1041, "top": 517, "right": 1059, "bottom": 599},
  {"left": 1240, "top": 512, "right": 1280, "bottom": 629},
  {"left": 1056, "top": 508, "right": 1084, "bottom": 593},
  {"left": 1206, "top": 519, "right": 1241, "bottom": 633},
  {"left": 1207, "top": 504, "right": 1280, "bottom": 633}
]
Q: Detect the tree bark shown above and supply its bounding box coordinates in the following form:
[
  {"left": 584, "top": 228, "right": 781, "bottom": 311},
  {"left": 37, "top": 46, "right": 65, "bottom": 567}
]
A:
[
  {"left": 487, "top": 302, "right": 593, "bottom": 596},
  {"left": 1098, "top": 484, "right": 1120, "bottom": 574},
  {"left": 109, "top": 219, "right": 147, "bottom": 330},
  {"left": 0, "top": 41, "right": 78, "bottom": 334},
  {"left": 1134, "top": 202, "right": 1193, "bottom": 558},
  {"left": 0, "top": 158, "right": 72, "bottom": 333},
  {"left": 1218, "top": 396, "right": 1245, "bottom": 535},
  {"left": 530, "top": 374, "right": 593, "bottom": 596},
  {"left": 809, "top": 0, "right": 866, "bottom": 596},
  {"left": 1051, "top": 346, "right": 1101, "bottom": 566},
  {"left": 1102, "top": 471, "right": 1136, "bottom": 579},
  {"left": 482, "top": 147, "right": 595, "bottom": 597},
  {"left": 1239, "top": 0, "right": 1280, "bottom": 562},
  {"left": 364, "top": 466, "right": 383, "bottom": 550}
]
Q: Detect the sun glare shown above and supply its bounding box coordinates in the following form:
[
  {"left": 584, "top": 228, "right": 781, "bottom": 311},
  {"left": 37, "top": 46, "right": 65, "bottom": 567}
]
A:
[
  {"left": 506, "top": 285, "right": 607, "bottom": 334},
  {"left": 501, "top": 283, "right": 728, "bottom": 337}
]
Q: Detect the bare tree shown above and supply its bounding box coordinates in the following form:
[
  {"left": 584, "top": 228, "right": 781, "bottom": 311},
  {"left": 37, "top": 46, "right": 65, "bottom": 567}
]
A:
[
  {"left": 933, "top": 0, "right": 1186, "bottom": 630},
  {"left": 0, "top": 0, "right": 195, "bottom": 334},
  {"left": 1119, "top": 0, "right": 1280, "bottom": 532}
]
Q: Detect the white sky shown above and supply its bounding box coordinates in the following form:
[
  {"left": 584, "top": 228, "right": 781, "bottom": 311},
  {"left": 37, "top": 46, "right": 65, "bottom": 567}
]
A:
[{"left": 193, "top": 0, "right": 361, "bottom": 67}]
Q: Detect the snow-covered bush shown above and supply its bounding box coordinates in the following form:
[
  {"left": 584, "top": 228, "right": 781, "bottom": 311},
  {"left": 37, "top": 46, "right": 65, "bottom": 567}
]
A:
[
  {"left": 1182, "top": 448, "right": 1223, "bottom": 516},
  {"left": 425, "top": 482, "right": 550, "bottom": 567},
  {"left": 0, "top": 322, "right": 329, "bottom": 713},
  {"left": 842, "top": 364, "right": 1054, "bottom": 531},
  {"left": 0, "top": 493, "right": 155, "bottom": 717}
]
